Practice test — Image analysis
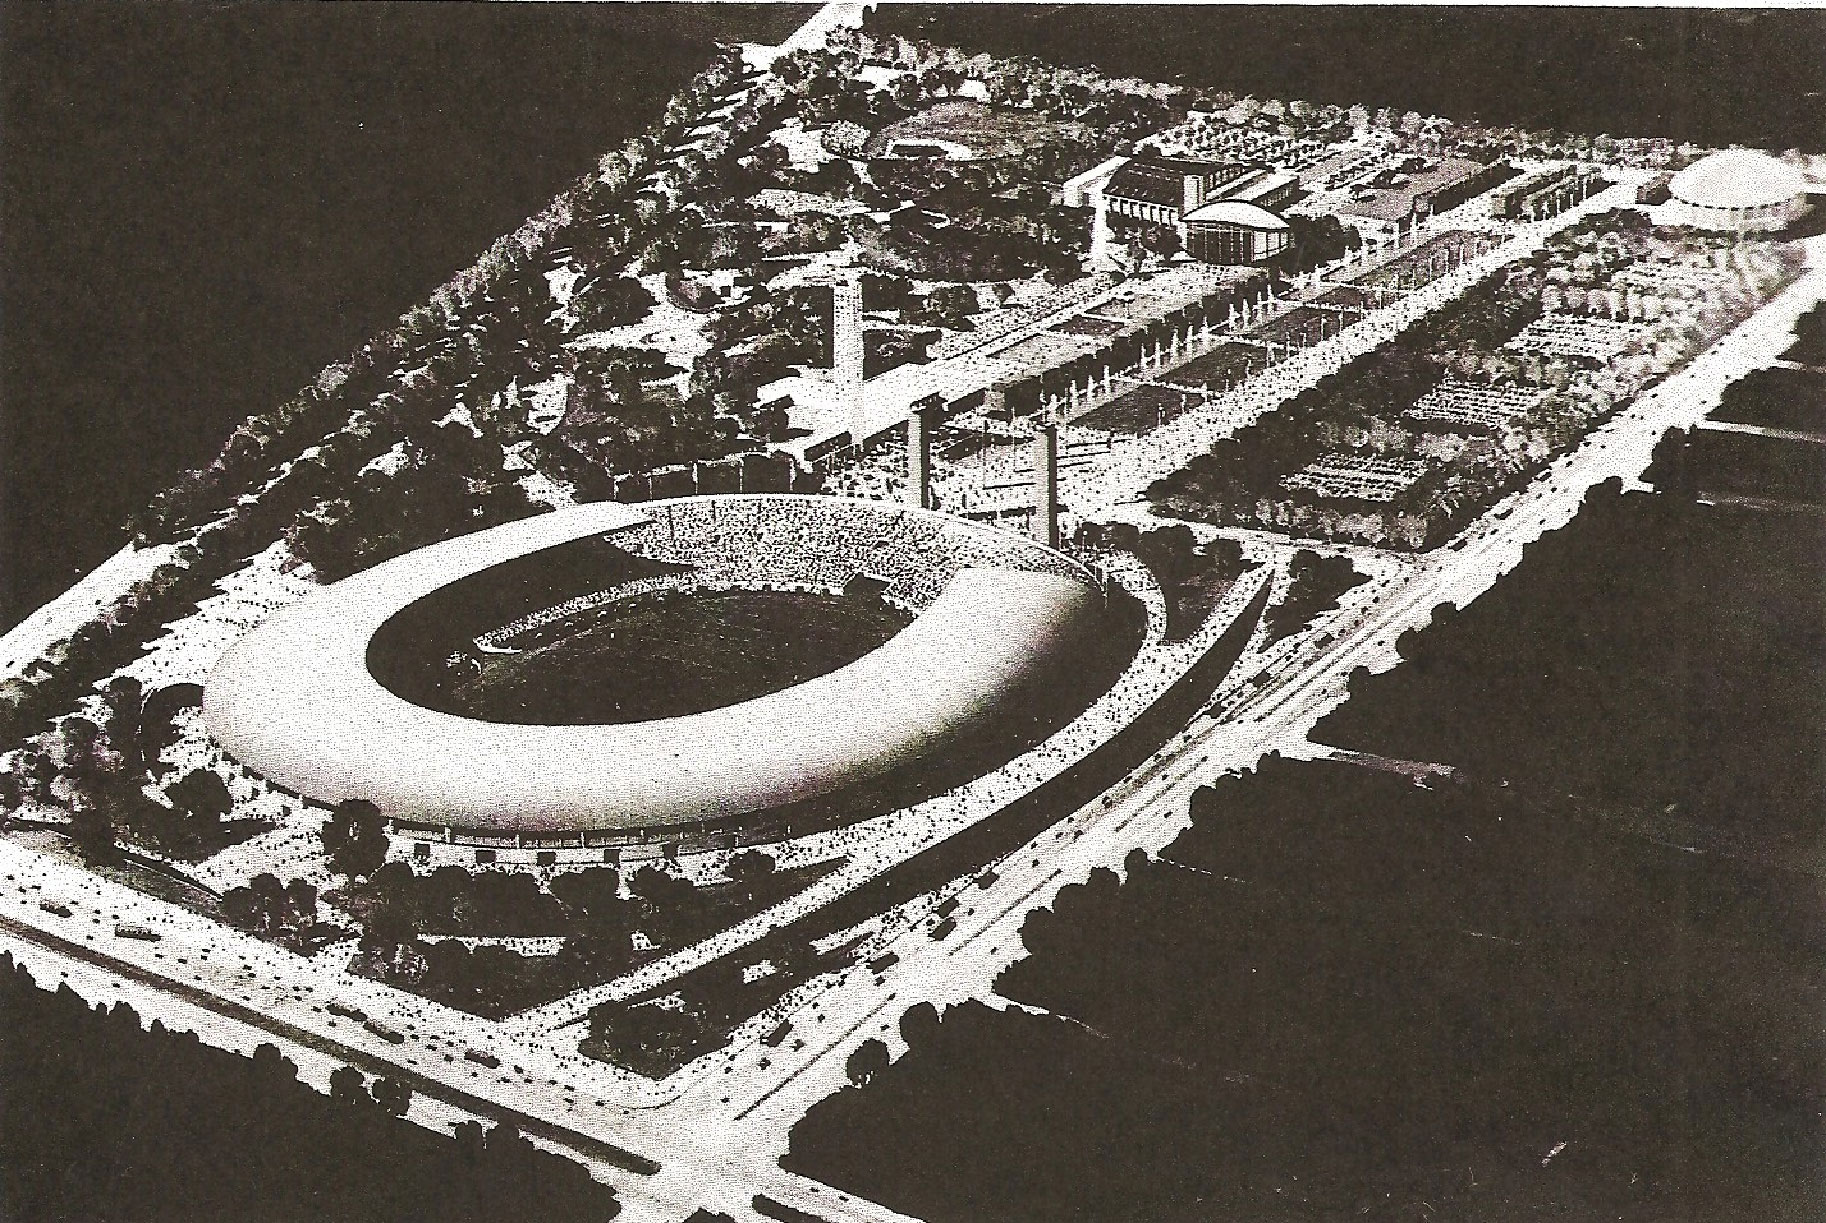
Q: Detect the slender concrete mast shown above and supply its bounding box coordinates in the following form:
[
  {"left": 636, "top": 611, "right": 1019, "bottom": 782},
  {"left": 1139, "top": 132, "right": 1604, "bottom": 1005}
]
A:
[{"left": 832, "top": 271, "right": 867, "bottom": 443}]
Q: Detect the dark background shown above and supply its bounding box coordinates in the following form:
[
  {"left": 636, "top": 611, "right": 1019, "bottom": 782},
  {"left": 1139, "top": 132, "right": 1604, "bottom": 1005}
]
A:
[
  {"left": 4, "top": 3, "right": 1823, "bottom": 629},
  {"left": 877, "top": 5, "right": 1826, "bottom": 150},
  {"left": 0, "top": 1, "right": 806, "bottom": 629}
]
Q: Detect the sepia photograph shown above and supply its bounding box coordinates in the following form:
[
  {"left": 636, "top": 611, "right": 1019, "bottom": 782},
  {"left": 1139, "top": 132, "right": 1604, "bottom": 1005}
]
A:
[{"left": 2, "top": 3, "right": 1823, "bottom": 1220}]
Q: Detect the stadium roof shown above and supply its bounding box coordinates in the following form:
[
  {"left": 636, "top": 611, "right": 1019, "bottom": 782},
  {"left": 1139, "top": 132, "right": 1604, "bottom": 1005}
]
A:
[
  {"left": 204, "top": 497, "right": 1102, "bottom": 835},
  {"left": 1181, "top": 200, "right": 1290, "bottom": 230},
  {"left": 1670, "top": 149, "right": 1807, "bottom": 211}
]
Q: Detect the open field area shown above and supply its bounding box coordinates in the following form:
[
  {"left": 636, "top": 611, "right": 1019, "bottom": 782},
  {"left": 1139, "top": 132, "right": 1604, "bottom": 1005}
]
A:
[
  {"left": 1075, "top": 381, "right": 1200, "bottom": 435},
  {"left": 453, "top": 592, "right": 911, "bottom": 725},
  {"left": 784, "top": 754, "right": 1826, "bottom": 1223},
  {"left": 863, "top": 99, "right": 1058, "bottom": 160},
  {"left": 1160, "top": 341, "right": 1274, "bottom": 389}
]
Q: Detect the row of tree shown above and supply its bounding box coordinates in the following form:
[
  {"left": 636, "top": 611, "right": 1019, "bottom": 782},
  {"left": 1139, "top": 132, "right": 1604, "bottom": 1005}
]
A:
[
  {"left": 786, "top": 747, "right": 1826, "bottom": 1221},
  {"left": 0, "top": 951, "right": 619, "bottom": 1221}
]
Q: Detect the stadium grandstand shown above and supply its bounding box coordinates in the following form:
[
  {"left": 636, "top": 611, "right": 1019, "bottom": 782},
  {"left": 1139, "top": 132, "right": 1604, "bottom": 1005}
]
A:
[{"left": 204, "top": 497, "right": 1136, "bottom": 855}]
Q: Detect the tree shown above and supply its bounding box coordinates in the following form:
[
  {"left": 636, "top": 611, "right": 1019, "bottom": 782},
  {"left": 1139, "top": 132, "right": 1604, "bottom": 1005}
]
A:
[
  {"left": 1141, "top": 225, "right": 1182, "bottom": 261},
  {"left": 862, "top": 271, "right": 914, "bottom": 313},
  {"left": 60, "top": 715, "right": 103, "bottom": 777},
  {"left": 726, "top": 849, "right": 776, "bottom": 889},
  {"left": 898, "top": 1001, "right": 941, "bottom": 1048},
  {"left": 548, "top": 865, "right": 618, "bottom": 916},
  {"left": 221, "top": 885, "right": 263, "bottom": 931},
  {"left": 1204, "top": 536, "right": 1246, "bottom": 575},
  {"left": 284, "top": 879, "right": 318, "bottom": 928},
  {"left": 846, "top": 1037, "right": 891, "bottom": 1086},
  {"left": 911, "top": 284, "right": 979, "bottom": 330},
  {"left": 166, "top": 768, "right": 233, "bottom": 826},
  {"left": 423, "top": 938, "right": 477, "bottom": 998},
  {"left": 68, "top": 803, "right": 117, "bottom": 863},
  {"left": 250, "top": 1042, "right": 298, "bottom": 1084},
  {"left": 320, "top": 798, "right": 389, "bottom": 878},
  {"left": 249, "top": 873, "right": 288, "bottom": 932},
  {"left": 328, "top": 1065, "right": 367, "bottom": 1105},
  {"left": 572, "top": 274, "right": 656, "bottom": 332},
  {"left": 371, "top": 1076, "right": 413, "bottom": 1116},
  {"left": 101, "top": 676, "right": 144, "bottom": 774}
]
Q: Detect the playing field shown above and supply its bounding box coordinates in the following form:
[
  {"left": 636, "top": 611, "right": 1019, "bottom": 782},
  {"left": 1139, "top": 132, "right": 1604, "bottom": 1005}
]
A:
[{"left": 450, "top": 591, "right": 913, "bottom": 724}]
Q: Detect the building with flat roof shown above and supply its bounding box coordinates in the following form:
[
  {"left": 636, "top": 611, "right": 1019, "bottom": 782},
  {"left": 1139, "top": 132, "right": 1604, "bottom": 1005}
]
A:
[{"left": 1218, "top": 167, "right": 1301, "bottom": 212}]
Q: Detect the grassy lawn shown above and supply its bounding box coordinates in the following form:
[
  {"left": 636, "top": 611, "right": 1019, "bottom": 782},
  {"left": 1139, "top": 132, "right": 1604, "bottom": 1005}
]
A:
[{"left": 452, "top": 591, "right": 912, "bottom": 725}]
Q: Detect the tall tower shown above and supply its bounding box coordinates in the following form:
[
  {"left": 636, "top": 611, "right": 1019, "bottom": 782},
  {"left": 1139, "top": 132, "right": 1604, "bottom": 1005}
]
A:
[
  {"left": 832, "top": 273, "right": 867, "bottom": 443},
  {"left": 1088, "top": 185, "right": 1115, "bottom": 274},
  {"left": 906, "top": 393, "right": 940, "bottom": 510},
  {"left": 1032, "top": 422, "right": 1059, "bottom": 549}
]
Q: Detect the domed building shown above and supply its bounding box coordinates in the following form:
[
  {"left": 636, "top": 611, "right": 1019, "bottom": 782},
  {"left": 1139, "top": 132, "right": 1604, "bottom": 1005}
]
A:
[{"left": 1663, "top": 148, "right": 1809, "bottom": 233}]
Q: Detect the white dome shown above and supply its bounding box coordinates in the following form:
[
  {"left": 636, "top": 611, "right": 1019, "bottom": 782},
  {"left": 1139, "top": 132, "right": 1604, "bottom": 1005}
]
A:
[
  {"left": 1181, "top": 200, "right": 1290, "bottom": 230},
  {"left": 1670, "top": 149, "right": 1807, "bottom": 211}
]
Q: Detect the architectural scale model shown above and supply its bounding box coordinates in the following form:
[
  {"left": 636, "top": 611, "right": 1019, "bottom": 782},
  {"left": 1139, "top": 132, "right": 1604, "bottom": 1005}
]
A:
[{"left": 3, "top": 5, "right": 1822, "bottom": 1221}]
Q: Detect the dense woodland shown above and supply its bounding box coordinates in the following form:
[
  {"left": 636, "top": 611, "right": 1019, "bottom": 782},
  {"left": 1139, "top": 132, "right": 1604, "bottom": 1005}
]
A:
[
  {"left": 1785, "top": 303, "right": 1826, "bottom": 366},
  {"left": 0, "top": 953, "right": 620, "bottom": 1223},
  {"left": 1707, "top": 361, "right": 1826, "bottom": 435},
  {"left": 786, "top": 753, "right": 1825, "bottom": 1222},
  {"left": 1263, "top": 548, "right": 1365, "bottom": 642},
  {"left": 317, "top": 807, "right": 822, "bottom": 1017},
  {"left": 1318, "top": 483, "right": 1826, "bottom": 834}
]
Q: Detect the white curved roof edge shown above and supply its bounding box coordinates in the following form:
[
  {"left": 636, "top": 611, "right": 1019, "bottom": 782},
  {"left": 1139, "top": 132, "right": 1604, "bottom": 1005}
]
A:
[
  {"left": 1669, "top": 148, "right": 1807, "bottom": 211},
  {"left": 1181, "top": 200, "right": 1292, "bottom": 230},
  {"left": 203, "top": 496, "right": 1102, "bottom": 835}
]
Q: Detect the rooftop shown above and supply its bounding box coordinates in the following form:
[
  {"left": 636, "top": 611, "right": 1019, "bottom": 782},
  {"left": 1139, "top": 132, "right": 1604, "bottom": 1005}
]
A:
[
  {"left": 1670, "top": 148, "right": 1808, "bottom": 211},
  {"left": 1182, "top": 200, "right": 1290, "bottom": 230}
]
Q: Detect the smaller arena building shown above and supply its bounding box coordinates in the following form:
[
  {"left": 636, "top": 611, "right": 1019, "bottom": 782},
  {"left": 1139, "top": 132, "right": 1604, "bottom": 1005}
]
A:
[
  {"left": 1663, "top": 148, "right": 1809, "bottom": 234},
  {"left": 1102, "top": 153, "right": 1299, "bottom": 264}
]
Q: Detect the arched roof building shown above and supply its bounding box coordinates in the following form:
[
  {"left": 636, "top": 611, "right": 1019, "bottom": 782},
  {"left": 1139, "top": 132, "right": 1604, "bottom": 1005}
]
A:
[{"left": 1181, "top": 200, "right": 1292, "bottom": 265}]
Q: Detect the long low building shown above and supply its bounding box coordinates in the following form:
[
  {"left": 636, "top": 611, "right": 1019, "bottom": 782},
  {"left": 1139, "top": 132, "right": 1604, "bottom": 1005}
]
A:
[{"left": 203, "top": 497, "right": 1108, "bottom": 839}]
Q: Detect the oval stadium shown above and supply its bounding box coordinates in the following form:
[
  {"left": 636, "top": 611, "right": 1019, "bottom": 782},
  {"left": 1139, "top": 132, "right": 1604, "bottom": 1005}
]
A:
[{"left": 203, "top": 495, "right": 1140, "bottom": 850}]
